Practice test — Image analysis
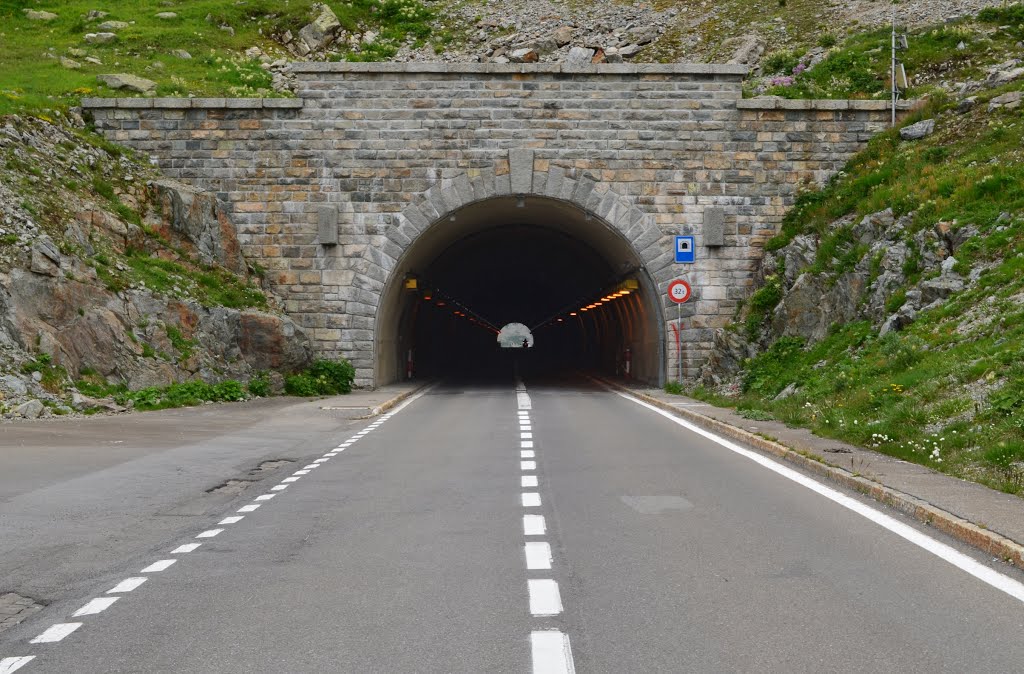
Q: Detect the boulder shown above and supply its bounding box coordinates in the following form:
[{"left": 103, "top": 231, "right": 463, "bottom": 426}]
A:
[
  {"left": 86, "top": 10, "right": 108, "bottom": 20},
  {"left": 0, "top": 375, "right": 28, "bottom": 396},
  {"left": 96, "top": 21, "right": 130, "bottom": 31},
  {"left": 564, "top": 46, "right": 596, "bottom": 69},
  {"left": 988, "top": 91, "right": 1023, "bottom": 112},
  {"left": 879, "top": 303, "right": 917, "bottom": 337},
  {"left": 509, "top": 48, "right": 539, "bottom": 63},
  {"left": 84, "top": 33, "right": 118, "bottom": 44},
  {"left": 23, "top": 10, "right": 58, "bottom": 21},
  {"left": 155, "top": 12, "right": 178, "bottom": 20},
  {"left": 297, "top": 3, "right": 341, "bottom": 54},
  {"left": 920, "top": 276, "right": 964, "bottom": 304},
  {"left": 552, "top": 26, "right": 573, "bottom": 47},
  {"left": 987, "top": 67, "right": 1024, "bottom": 87},
  {"left": 899, "top": 119, "right": 935, "bottom": 141},
  {"left": 171, "top": 50, "right": 192, "bottom": 60},
  {"left": 15, "top": 400, "right": 44, "bottom": 419},
  {"left": 30, "top": 238, "right": 61, "bottom": 276},
  {"left": 97, "top": 73, "right": 157, "bottom": 94},
  {"left": 60, "top": 57, "right": 82, "bottom": 70},
  {"left": 956, "top": 97, "right": 977, "bottom": 113}
]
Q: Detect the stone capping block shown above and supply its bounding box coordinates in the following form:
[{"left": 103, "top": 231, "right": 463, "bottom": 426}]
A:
[
  {"left": 704, "top": 207, "right": 725, "bottom": 246},
  {"left": 80, "top": 97, "right": 303, "bottom": 109},
  {"left": 317, "top": 206, "right": 339, "bottom": 246},
  {"left": 287, "top": 61, "right": 749, "bottom": 77},
  {"left": 736, "top": 97, "right": 918, "bottom": 111}
]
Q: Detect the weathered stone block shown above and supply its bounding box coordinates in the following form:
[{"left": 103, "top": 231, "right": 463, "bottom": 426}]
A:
[
  {"left": 704, "top": 207, "right": 725, "bottom": 246},
  {"left": 318, "top": 206, "right": 338, "bottom": 245}
]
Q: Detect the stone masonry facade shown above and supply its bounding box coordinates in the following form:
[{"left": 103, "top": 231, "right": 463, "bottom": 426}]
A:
[{"left": 83, "top": 63, "right": 909, "bottom": 387}]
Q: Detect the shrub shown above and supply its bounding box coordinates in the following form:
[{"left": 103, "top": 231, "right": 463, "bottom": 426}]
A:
[
  {"left": 247, "top": 370, "right": 271, "bottom": 397},
  {"left": 284, "top": 359, "right": 356, "bottom": 396},
  {"left": 212, "top": 380, "right": 247, "bottom": 402},
  {"left": 664, "top": 380, "right": 684, "bottom": 395},
  {"left": 284, "top": 373, "right": 320, "bottom": 397}
]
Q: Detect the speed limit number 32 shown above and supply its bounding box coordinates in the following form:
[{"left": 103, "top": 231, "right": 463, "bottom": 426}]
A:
[{"left": 668, "top": 279, "right": 692, "bottom": 304}]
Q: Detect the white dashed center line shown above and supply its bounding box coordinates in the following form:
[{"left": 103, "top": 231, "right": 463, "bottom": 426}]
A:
[
  {"left": 171, "top": 543, "right": 201, "bottom": 554},
  {"left": 194, "top": 529, "right": 223, "bottom": 539},
  {"left": 516, "top": 381, "right": 575, "bottom": 674},
  {"left": 527, "top": 579, "right": 563, "bottom": 616},
  {"left": 107, "top": 577, "right": 147, "bottom": 594},
  {"left": 0, "top": 656, "right": 35, "bottom": 673},
  {"left": 237, "top": 504, "right": 261, "bottom": 513},
  {"left": 218, "top": 516, "right": 244, "bottom": 525},
  {"left": 531, "top": 631, "right": 576, "bottom": 674},
  {"left": 524, "top": 542, "right": 553, "bottom": 570},
  {"left": 30, "top": 623, "right": 82, "bottom": 644},
  {"left": 140, "top": 559, "right": 177, "bottom": 573},
  {"left": 523, "top": 515, "right": 547, "bottom": 536},
  {"left": 72, "top": 597, "right": 119, "bottom": 617},
  {"left": 254, "top": 494, "right": 276, "bottom": 501}
]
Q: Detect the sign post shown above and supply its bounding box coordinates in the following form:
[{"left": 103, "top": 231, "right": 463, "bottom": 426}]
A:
[{"left": 667, "top": 280, "right": 692, "bottom": 383}]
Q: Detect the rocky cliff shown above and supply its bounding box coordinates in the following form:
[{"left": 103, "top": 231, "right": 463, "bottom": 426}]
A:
[{"left": 0, "top": 114, "right": 312, "bottom": 418}]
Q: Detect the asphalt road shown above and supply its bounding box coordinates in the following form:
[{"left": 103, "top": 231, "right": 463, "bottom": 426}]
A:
[{"left": 3, "top": 378, "right": 1024, "bottom": 673}]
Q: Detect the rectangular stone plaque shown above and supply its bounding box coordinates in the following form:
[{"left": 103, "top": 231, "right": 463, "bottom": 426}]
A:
[
  {"left": 704, "top": 207, "right": 725, "bottom": 247},
  {"left": 318, "top": 206, "right": 339, "bottom": 246}
]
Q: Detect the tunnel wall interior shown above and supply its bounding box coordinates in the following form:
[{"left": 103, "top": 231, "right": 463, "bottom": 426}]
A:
[{"left": 82, "top": 63, "right": 901, "bottom": 387}]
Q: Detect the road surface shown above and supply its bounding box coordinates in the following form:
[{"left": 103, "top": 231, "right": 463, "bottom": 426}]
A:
[{"left": 2, "top": 378, "right": 1024, "bottom": 673}]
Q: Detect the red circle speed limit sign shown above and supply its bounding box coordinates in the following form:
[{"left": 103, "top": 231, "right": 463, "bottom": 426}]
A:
[{"left": 667, "top": 279, "right": 692, "bottom": 304}]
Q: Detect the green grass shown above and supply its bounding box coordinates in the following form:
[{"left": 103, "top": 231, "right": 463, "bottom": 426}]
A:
[{"left": 0, "top": 0, "right": 437, "bottom": 114}]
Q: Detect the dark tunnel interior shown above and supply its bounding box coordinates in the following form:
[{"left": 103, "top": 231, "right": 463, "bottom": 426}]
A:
[{"left": 375, "top": 197, "right": 663, "bottom": 385}]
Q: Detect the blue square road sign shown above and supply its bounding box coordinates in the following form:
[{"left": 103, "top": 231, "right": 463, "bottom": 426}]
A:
[{"left": 675, "top": 235, "right": 695, "bottom": 264}]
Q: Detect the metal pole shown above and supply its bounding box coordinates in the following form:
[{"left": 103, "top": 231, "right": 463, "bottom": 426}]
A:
[
  {"left": 891, "top": 2, "right": 897, "bottom": 128},
  {"left": 677, "top": 303, "right": 682, "bottom": 383}
]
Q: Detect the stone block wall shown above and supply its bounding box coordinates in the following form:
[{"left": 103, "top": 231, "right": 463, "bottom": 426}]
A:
[{"left": 83, "top": 63, "right": 909, "bottom": 387}]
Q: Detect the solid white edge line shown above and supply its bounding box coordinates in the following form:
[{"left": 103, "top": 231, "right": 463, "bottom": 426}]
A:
[
  {"left": 527, "top": 579, "right": 563, "bottom": 616},
  {"left": 171, "top": 543, "right": 201, "bottom": 554},
  {"left": 107, "top": 577, "right": 148, "bottom": 593},
  {"left": 219, "top": 516, "right": 244, "bottom": 525},
  {"left": 522, "top": 492, "right": 542, "bottom": 507},
  {"left": 72, "top": 596, "right": 119, "bottom": 617},
  {"left": 531, "top": 630, "right": 576, "bottom": 674},
  {"left": 30, "top": 623, "right": 82, "bottom": 644},
  {"left": 525, "top": 542, "right": 553, "bottom": 570},
  {"left": 617, "top": 390, "right": 1024, "bottom": 604},
  {"left": 0, "top": 656, "right": 35, "bottom": 673},
  {"left": 195, "top": 529, "right": 223, "bottom": 539},
  {"left": 522, "top": 475, "right": 539, "bottom": 488},
  {"left": 524, "top": 514, "right": 547, "bottom": 536}
]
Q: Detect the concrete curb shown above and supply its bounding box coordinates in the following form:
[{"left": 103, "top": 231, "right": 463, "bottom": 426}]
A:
[
  {"left": 369, "top": 382, "right": 431, "bottom": 417},
  {"left": 597, "top": 377, "right": 1024, "bottom": 571}
]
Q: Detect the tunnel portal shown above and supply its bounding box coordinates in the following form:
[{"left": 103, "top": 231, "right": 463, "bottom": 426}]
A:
[{"left": 376, "top": 197, "right": 663, "bottom": 385}]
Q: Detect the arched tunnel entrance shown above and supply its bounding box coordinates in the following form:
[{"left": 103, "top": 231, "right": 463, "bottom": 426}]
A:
[{"left": 375, "top": 196, "right": 664, "bottom": 385}]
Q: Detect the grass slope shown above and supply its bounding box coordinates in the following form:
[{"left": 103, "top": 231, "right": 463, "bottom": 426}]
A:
[
  {"left": 0, "top": 0, "right": 435, "bottom": 114},
  {"left": 689, "top": 8, "right": 1024, "bottom": 496}
]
